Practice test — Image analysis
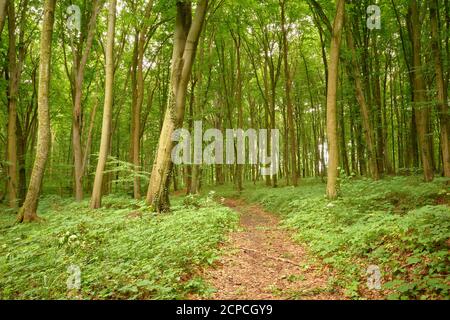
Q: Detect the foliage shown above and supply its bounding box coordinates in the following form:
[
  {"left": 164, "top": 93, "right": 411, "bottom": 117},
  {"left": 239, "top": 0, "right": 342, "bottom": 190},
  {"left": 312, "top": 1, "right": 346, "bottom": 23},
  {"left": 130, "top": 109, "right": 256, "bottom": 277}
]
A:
[
  {"left": 0, "top": 195, "right": 238, "bottom": 299},
  {"left": 209, "top": 176, "right": 450, "bottom": 300}
]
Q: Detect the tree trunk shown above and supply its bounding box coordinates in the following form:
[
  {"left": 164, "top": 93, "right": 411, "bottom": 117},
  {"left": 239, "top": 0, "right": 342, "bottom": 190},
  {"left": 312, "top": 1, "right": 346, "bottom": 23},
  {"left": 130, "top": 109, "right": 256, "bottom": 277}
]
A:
[
  {"left": 430, "top": 0, "right": 450, "bottom": 177},
  {"left": 372, "top": 36, "right": 386, "bottom": 175},
  {"left": 232, "top": 31, "right": 244, "bottom": 191},
  {"left": 146, "top": 0, "right": 208, "bottom": 212},
  {"left": 326, "top": 0, "right": 345, "bottom": 199},
  {"left": 281, "top": 0, "right": 298, "bottom": 186},
  {"left": 81, "top": 98, "right": 99, "bottom": 175},
  {"left": 132, "top": 0, "right": 154, "bottom": 199},
  {"left": 16, "top": 119, "right": 27, "bottom": 205},
  {"left": 17, "top": 0, "right": 56, "bottom": 223},
  {"left": 72, "top": 0, "right": 102, "bottom": 201},
  {"left": 6, "top": 1, "right": 19, "bottom": 209},
  {"left": 90, "top": 0, "right": 116, "bottom": 209},
  {"left": 346, "top": 27, "right": 379, "bottom": 180},
  {"left": 0, "top": 0, "right": 7, "bottom": 36},
  {"left": 408, "top": 0, "right": 434, "bottom": 182}
]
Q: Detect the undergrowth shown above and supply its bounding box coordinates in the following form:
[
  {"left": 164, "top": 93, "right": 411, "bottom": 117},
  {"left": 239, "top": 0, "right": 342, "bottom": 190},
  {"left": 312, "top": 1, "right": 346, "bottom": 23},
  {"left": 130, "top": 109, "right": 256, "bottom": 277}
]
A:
[
  {"left": 208, "top": 176, "right": 450, "bottom": 300},
  {"left": 0, "top": 194, "right": 238, "bottom": 299}
]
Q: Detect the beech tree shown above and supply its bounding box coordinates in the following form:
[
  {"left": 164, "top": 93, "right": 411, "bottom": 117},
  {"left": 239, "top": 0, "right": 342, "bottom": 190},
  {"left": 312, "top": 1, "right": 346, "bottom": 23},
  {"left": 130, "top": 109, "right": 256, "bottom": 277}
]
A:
[
  {"left": 90, "top": 0, "right": 117, "bottom": 209},
  {"left": 0, "top": 0, "right": 7, "bottom": 36},
  {"left": 17, "top": 0, "right": 56, "bottom": 222},
  {"left": 64, "top": 0, "right": 103, "bottom": 201},
  {"left": 429, "top": 0, "right": 450, "bottom": 178},
  {"left": 408, "top": 0, "right": 434, "bottom": 182},
  {"left": 326, "top": 0, "right": 345, "bottom": 200},
  {"left": 146, "top": 0, "right": 208, "bottom": 212}
]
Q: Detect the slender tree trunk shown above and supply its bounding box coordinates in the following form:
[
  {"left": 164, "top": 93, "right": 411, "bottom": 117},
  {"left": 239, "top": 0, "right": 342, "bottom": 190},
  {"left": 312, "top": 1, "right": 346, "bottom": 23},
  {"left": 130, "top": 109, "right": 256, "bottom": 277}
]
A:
[
  {"left": 339, "top": 82, "right": 350, "bottom": 176},
  {"left": 0, "top": 0, "right": 7, "bottom": 36},
  {"left": 6, "top": 2, "right": 18, "bottom": 209},
  {"left": 409, "top": 0, "right": 434, "bottom": 182},
  {"left": 186, "top": 81, "right": 195, "bottom": 194},
  {"left": 326, "top": 0, "right": 345, "bottom": 199},
  {"left": 16, "top": 120, "right": 26, "bottom": 205},
  {"left": 129, "top": 31, "right": 138, "bottom": 166},
  {"left": 372, "top": 36, "right": 386, "bottom": 175},
  {"left": 17, "top": 0, "right": 56, "bottom": 223},
  {"left": 81, "top": 98, "right": 99, "bottom": 175},
  {"left": 72, "top": 0, "right": 102, "bottom": 201},
  {"left": 430, "top": 0, "right": 450, "bottom": 177},
  {"left": 146, "top": 0, "right": 208, "bottom": 212},
  {"left": 232, "top": 32, "right": 244, "bottom": 191},
  {"left": 281, "top": 0, "right": 298, "bottom": 186},
  {"left": 132, "top": 0, "right": 154, "bottom": 199},
  {"left": 90, "top": 0, "right": 116, "bottom": 209},
  {"left": 346, "top": 27, "right": 379, "bottom": 179},
  {"left": 263, "top": 61, "right": 272, "bottom": 186}
]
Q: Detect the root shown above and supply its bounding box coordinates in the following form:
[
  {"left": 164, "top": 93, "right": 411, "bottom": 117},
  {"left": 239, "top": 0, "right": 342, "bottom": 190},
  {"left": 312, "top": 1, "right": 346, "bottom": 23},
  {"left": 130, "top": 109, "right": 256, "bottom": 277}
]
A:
[{"left": 16, "top": 208, "right": 44, "bottom": 224}]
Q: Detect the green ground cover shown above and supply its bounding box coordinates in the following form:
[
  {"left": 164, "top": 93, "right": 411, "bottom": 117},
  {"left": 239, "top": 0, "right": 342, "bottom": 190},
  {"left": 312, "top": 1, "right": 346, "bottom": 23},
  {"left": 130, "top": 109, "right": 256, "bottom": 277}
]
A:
[
  {"left": 0, "top": 195, "right": 238, "bottom": 299},
  {"left": 208, "top": 176, "right": 450, "bottom": 299}
]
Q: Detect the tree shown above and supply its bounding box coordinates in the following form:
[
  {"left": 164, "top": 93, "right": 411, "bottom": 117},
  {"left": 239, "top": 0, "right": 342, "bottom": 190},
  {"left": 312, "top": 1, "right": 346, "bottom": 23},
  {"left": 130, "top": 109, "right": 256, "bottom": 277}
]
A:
[
  {"left": 429, "top": 0, "right": 450, "bottom": 177},
  {"left": 146, "top": 0, "right": 208, "bottom": 212},
  {"left": 17, "top": 0, "right": 56, "bottom": 223},
  {"left": 67, "top": 0, "right": 103, "bottom": 201},
  {"left": 326, "top": 0, "right": 345, "bottom": 200},
  {"left": 6, "top": 0, "right": 30, "bottom": 209},
  {"left": 90, "top": 0, "right": 117, "bottom": 209},
  {"left": 0, "top": 0, "right": 7, "bottom": 35},
  {"left": 345, "top": 23, "right": 379, "bottom": 180},
  {"left": 280, "top": 0, "right": 298, "bottom": 186},
  {"left": 408, "top": 0, "right": 434, "bottom": 182},
  {"left": 132, "top": 0, "right": 155, "bottom": 199}
]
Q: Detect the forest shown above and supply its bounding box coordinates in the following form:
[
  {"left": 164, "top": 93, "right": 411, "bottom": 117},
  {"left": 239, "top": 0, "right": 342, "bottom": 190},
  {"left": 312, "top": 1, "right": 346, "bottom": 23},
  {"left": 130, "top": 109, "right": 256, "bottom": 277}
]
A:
[{"left": 0, "top": 0, "right": 449, "bottom": 301}]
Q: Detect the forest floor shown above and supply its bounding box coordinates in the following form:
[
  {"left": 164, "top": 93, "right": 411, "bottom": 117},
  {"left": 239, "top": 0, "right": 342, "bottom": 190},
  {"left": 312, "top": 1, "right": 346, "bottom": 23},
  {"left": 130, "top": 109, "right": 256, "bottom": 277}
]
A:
[
  {"left": 193, "top": 198, "right": 343, "bottom": 300},
  {"left": 0, "top": 176, "right": 448, "bottom": 300},
  {"left": 201, "top": 176, "right": 450, "bottom": 300}
]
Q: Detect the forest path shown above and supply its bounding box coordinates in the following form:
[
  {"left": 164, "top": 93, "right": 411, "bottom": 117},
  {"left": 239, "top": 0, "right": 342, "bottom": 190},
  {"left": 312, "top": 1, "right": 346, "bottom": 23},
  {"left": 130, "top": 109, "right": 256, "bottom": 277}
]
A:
[{"left": 193, "top": 198, "right": 343, "bottom": 300}]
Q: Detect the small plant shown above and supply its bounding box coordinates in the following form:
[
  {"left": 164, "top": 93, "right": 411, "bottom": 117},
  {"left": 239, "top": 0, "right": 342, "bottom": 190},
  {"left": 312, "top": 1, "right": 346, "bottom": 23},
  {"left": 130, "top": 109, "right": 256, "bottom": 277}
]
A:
[{"left": 183, "top": 194, "right": 201, "bottom": 209}]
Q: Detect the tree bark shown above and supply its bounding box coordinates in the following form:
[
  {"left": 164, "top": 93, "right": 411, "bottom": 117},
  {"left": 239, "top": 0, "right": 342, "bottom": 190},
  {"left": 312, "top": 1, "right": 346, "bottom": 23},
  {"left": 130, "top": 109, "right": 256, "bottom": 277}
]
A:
[
  {"left": 6, "top": 1, "right": 19, "bottom": 209},
  {"left": 72, "top": 0, "right": 102, "bottom": 201},
  {"left": 0, "top": 0, "right": 7, "bottom": 36},
  {"left": 326, "top": 0, "right": 345, "bottom": 199},
  {"left": 232, "top": 30, "right": 244, "bottom": 191},
  {"left": 430, "top": 0, "right": 450, "bottom": 177},
  {"left": 81, "top": 97, "right": 99, "bottom": 175},
  {"left": 17, "top": 0, "right": 56, "bottom": 223},
  {"left": 280, "top": 0, "right": 298, "bottom": 186},
  {"left": 132, "top": 0, "right": 154, "bottom": 199},
  {"left": 346, "top": 27, "right": 379, "bottom": 180},
  {"left": 146, "top": 0, "right": 208, "bottom": 212},
  {"left": 90, "top": 0, "right": 116, "bottom": 209},
  {"left": 408, "top": 0, "right": 434, "bottom": 182}
]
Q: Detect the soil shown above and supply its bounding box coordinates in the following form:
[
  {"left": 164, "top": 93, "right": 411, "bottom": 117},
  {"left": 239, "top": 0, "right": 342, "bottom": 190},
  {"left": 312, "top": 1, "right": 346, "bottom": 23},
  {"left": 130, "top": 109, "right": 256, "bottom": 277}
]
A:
[{"left": 192, "top": 198, "right": 345, "bottom": 300}]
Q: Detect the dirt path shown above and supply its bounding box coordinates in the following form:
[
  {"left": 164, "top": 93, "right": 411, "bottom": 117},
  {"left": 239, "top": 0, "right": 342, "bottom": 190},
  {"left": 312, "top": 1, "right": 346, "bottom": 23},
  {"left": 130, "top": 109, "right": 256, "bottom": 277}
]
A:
[{"left": 194, "top": 199, "right": 344, "bottom": 300}]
